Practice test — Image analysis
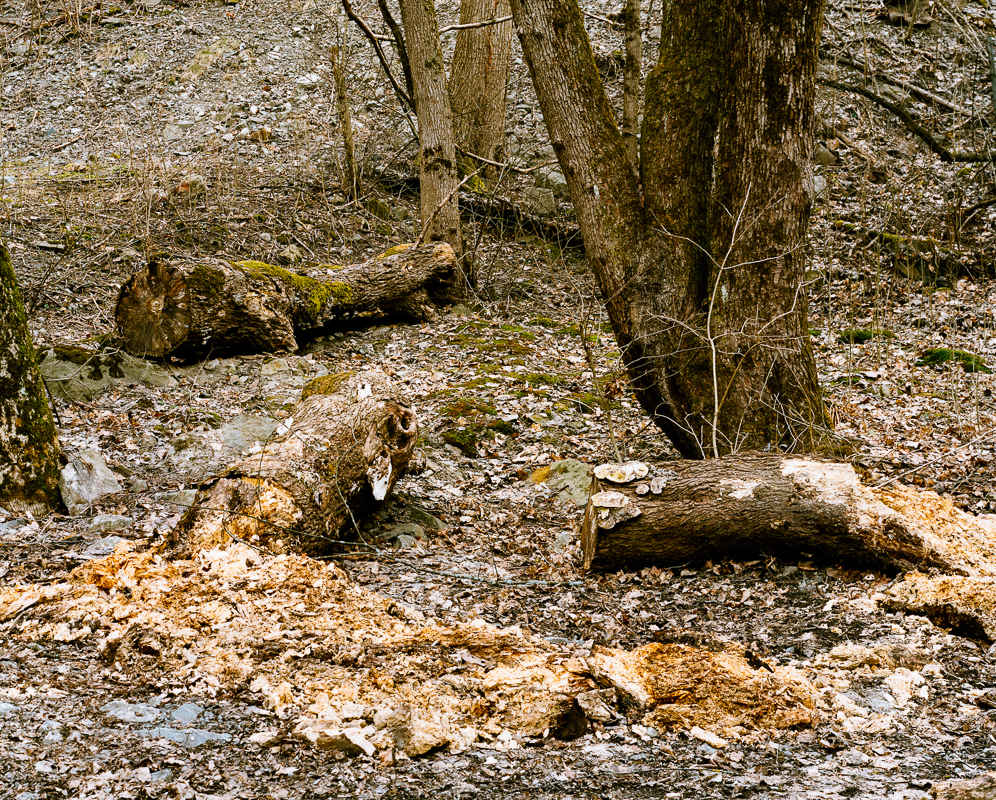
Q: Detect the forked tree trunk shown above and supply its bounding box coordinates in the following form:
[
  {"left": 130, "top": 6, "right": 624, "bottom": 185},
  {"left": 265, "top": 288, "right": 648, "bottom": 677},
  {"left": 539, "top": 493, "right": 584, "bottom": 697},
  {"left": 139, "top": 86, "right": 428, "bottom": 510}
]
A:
[
  {"left": 164, "top": 370, "right": 418, "bottom": 558},
  {"left": 449, "top": 0, "right": 513, "bottom": 166},
  {"left": 581, "top": 455, "right": 996, "bottom": 574},
  {"left": 510, "top": 0, "right": 829, "bottom": 457},
  {"left": 0, "top": 239, "right": 62, "bottom": 517},
  {"left": 114, "top": 243, "right": 454, "bottom": 358},
  {"left": 398, "top": 0, "right": 469, "bottom": 289}
]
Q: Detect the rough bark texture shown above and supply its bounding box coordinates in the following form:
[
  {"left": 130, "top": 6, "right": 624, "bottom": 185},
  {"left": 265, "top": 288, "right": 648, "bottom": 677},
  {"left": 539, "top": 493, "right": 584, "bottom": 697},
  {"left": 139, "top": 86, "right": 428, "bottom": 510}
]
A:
[
  {"left": 448, "top": 0, "right": 513, "bottom": 166},
  {"left": 620, "top": 0, "right": 641, "bottom": 173},
  {"left": 114, "top": 243, "right": 455, "bottom": 358},
  {"left": 330, "top": 45, "right": 359, "bottom": 199},
  {"left": 511, "top": 0, "right": 829, "bottom": 457},
  {"left": 399, "top": 0, "right": 467, "bottom": 287},
  {"left": 581, "top": 454, "right": 996, "bottom": 574},
  {"left": 0, "top": 239, "right": 62, "bottom": 517},
  {"left": 164, "top": 370, "right": 418, "bottom": 558}
]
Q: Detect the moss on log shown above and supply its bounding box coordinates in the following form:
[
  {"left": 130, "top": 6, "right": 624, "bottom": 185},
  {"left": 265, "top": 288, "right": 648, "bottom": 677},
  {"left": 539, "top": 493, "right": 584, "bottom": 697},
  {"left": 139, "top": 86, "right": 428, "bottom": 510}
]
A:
[
  {"left": 115, "top": 243, "right": 455, "bottom": 358},
  {"left": 0, "top": 239, "right": 62, "bottom": 516}
]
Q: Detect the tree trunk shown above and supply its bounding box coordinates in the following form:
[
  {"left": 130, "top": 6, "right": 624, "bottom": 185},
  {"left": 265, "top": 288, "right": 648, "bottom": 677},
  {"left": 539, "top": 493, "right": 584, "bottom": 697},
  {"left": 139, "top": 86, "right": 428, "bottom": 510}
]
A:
[
  {"left": 330, "top": 44, "right": 359, "bottom": 200},
  {"left": 510, "top": 0, "right": 830, "bottom": 457},
  {"left": 398, "top": 0, "right": 468, "bottom": 289},
  {"left": 448, "top": 0, "right": 513, "bottom": 166},
  {"left": 114, "top": 243, "right": 454, "bottom": 359},
  {"left": 164, "top": 370, "right": 418, "bottom": 558},
  {"left": 0, "top": 239, "right": 62, "bottom": 517},
  {"left": 620, "top": 0, "right": 641, "bottom": 173},
  {"left": 581, "top": 454, "right": 996, "bottom": 574}
]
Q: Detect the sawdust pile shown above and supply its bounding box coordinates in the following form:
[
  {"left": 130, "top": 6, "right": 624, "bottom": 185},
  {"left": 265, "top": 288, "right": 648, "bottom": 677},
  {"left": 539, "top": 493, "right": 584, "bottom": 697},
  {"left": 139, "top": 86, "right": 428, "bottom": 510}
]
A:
[
  {"left": 883, "top": 572, "right": 996, "bottom": 643},
  {"left": 0, "top": 543, "right": 820, "bottom": 756}
]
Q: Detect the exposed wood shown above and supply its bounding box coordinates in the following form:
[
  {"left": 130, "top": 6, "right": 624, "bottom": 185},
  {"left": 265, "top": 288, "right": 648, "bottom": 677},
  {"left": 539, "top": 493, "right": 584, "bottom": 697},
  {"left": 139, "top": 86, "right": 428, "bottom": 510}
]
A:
[
  {"left": 581, "top": 454, "right": 996, "bottom": 574},
  {"left": 164, "top": 370, "right": 418, "bottom": 558},
  {"left": 114, "top": 243, "right": 455, "bottom": 358}
]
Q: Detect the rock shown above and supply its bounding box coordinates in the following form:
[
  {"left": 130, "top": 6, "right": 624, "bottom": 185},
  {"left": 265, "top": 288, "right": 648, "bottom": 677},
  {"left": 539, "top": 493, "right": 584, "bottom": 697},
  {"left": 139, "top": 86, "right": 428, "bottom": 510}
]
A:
[
  {"left": 82, "top": 536, "right": 125, "bottom": 559},
  {"left": 541, "top": 459, "right": 593, "bottom": 506},
  {"left": 60, "top": 450, "right": 122, "bottom": 515},
  {"left": 0, "top": 702, "right": 18, "bottom": 715},
  {"left": 381, "top": 522, "right": 425, "bottom": 544},
  {"left": 169, "top": 414, "right": 278, "bottom": 478},
  {"left": 101, "top": 699, "right": 160, "bottom": 723},
  {"left": 136, "top": 727, "right": 232, "bottom": 748},
  {"left": 408, "top": 507, "right": 446, "bottom": 530},
  {"left": 88, "top": 514, "right": 132, "bottom": 533},
  {"left": 39, "top": 347, "right": 176, "bottom": 402},
  {"left": 522, "top": 187, "right": 556, "bottom": 216},
  {"left": 535, "top": 166, "right": 568, "bottom": 197},
  {"left": 278, "top": 244, "right": 304, "bottom": 264},
  {"left": 171, "top": 702, "right": 203, "bottom": 725},
  {"left": 163, "top": 489, "right": 198, "bottom": 508}
]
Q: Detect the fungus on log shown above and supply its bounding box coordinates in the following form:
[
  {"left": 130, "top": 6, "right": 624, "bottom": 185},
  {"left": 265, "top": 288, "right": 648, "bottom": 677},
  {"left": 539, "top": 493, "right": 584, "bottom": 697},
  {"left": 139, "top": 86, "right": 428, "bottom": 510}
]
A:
[
  {"left": 581, "top": 454, "right": 996, "bottom": 574},
  {"left": 163, "top": 370, "right": 418, "bottom": 558},
  {"left": 115, "top": 243, "right": 455, "bottom": 358}
]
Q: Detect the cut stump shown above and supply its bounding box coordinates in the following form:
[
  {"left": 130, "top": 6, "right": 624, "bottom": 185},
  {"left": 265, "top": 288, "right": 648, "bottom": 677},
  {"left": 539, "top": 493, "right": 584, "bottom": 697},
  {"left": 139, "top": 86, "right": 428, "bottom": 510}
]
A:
[
  {"left": 115, "top": 243, "right": 455, "bottom": 358},
  {"left": 164, "top": 370, "right": 418, "bottom": 558},
  {"left": 581, "top": 454, "right": 996, "bottom": 574}
]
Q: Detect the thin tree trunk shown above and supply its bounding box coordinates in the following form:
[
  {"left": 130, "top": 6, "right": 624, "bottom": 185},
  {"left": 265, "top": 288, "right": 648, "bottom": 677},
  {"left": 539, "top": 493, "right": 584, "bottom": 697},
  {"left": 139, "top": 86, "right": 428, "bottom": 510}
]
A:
[
  {"left": 0, "top": 239, "right": 61, "bottom": 516},
  {"left": 449, "top": 0, "right": 513, "bottom": 166},
  {"left": 399, "top": 0, "right": 468, "bottom": 289},
  {"left": 330, "top": 45, "right": 359, "bottom": 200}
]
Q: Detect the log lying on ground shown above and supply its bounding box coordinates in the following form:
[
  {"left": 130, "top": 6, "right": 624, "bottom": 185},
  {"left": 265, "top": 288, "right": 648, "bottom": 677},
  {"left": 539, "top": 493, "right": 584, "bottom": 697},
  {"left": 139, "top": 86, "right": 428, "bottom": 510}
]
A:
[
  {"left": 115, "top": 243, "right": 455, "bottom": 358},
  {"left": 581, "top": 453, "right": 996, "bottom": 574},
  {"left": 163, "top": 370, "right": 417, "bottom": 558}
]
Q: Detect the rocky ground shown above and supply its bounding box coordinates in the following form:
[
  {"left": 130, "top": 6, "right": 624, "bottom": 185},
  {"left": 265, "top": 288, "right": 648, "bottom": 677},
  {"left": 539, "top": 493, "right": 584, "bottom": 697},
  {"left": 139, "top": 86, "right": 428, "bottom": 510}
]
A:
[{"left": 4, "top": 0, "right": 996, "bottom": 797}]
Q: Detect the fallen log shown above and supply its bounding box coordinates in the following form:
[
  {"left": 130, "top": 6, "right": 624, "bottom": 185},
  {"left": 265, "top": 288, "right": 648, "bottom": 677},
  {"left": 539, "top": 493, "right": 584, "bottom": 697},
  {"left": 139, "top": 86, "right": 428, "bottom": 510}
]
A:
[
  {"left": 114, "top": 242, "right": 455, "bottom": 358},
  {"left": 580, "top": 454, "right": 996, "bottom": 574},
  {"left": 163, "top": 369, "right": 418, "bottom": 558}
]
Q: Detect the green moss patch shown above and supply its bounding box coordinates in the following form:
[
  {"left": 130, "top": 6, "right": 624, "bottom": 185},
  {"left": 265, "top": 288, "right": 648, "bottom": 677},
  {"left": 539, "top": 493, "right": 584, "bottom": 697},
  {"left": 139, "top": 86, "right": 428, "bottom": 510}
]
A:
[
  {"left": 300, "top": 372, "right": 355, "bottom": 401},
  {"left": 915, "top": 348, "right": 992, "bottom": 374}
]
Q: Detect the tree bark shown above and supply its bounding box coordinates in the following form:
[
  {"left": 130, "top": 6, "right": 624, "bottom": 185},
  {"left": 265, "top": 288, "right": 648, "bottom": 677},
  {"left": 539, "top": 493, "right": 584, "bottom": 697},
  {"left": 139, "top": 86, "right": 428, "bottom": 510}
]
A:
[
  {"left": 510, "top": 0, "right": 830, "bottom": 457},
  {"left": 581, "top": 454, "right": 996, "bottom": 575},
  {"left": 620, "top": 0, "right": 641, "bottom": 173},
  {"left": 164, "top": 370, "right": 418, "bottom": 558},
  {"left": 0, "top": 239, "right": 62, "bottom": 517},
  {"left": 399, "top": 0, "right": 468, "bottom": 288},
  {"left": 448, "top": 0, "right": 513, "bottom": 166},
  {"left": 330, "top": 44, "right": 359, "bottom": 200},
  {"left": 114, "top": 243, "right": 455, "bottom": 359}
]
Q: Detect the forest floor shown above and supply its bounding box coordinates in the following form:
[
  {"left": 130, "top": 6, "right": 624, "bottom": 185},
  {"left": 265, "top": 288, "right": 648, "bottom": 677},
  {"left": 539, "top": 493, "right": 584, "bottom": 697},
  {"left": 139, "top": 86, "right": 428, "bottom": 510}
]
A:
[{"left": 4, "top": 0, "right": 996, "bottom": 797}]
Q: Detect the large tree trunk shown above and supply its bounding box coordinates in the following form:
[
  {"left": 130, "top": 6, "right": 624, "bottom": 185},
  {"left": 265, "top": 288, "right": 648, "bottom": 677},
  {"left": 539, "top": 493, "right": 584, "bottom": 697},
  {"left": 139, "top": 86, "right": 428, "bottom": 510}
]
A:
[
  {"left": 510, "top": 0, "right": 829, "bottom": 457},
  {"left": 114, "top": 243, "right": 454, "bottom": 359},
  {"left": 0, "top": 239, "right": 62, "bottom": 517},
  {"left": 448, "top": 0, "right": 513, "bottom": 166},
  {"left": 164, "top": 370, "right": 418, "bottom": 558},
  {"left": 581, "top": 454, "right": 996, "bottom": 574},
  {"left": 399, "top": 0, "right": 468, "bottom": 289}
]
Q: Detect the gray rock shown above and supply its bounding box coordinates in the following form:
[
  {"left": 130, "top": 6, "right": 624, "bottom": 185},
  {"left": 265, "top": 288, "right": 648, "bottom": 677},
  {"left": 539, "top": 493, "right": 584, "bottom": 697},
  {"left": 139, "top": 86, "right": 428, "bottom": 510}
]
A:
[
  {"left": 535, "top": 166, "right": 568, "bottom": 197},
  {"left": 381, "top": 522, "right": 425, "bottom": 544},
  {"left": 60, "top": 450, "right": 122, "bottom": 515},
  {"left": 171, "top": 702, "right": 203, "bottom": 725},
  {"left": 127, "top": 477, "right": 150, "bottom": 492},
  {"left": 0, "top": 702, "right": 18, "bottom": 715},
  {"left": 101, "top": 700, "right": 160, "bottom": 723},
  {"left": 522, "top": 187, "right": 556, "bottom": 216},
  {"left": 546, "top": 459, "right": 593, "bottom": 506},
  {"left": 82, "top": 536, "right": 125, "bottom": 559},
  {"left": 39, "top": 348, "right": 176, "bottom": 402},
  {"left": 136, "top": 726, "right": 232, "bottom": 747},
  {"left": 88, "top": 514, "right": 132, "bottom": 533},
  {"left": 407, "top": 506, "right": 445, "bottom": 530},
  {"left": 169, "top": 414, "right": 278, "bottom": 477},
  {"left": 163, "top": 489, "right": 198, "bottom": 508}
]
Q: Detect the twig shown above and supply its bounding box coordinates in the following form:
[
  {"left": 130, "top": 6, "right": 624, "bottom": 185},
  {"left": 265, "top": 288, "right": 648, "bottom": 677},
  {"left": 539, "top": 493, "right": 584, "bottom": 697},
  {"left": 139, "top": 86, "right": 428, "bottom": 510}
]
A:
[
  {"left": 339, "top": 0, "right": 414, "bottom": 112},
  {"left": 439, "top": 15, "right": 511, "bottom": 34},
  {"left": 821, "top": 78, "right": 992, "bottom": 162}
]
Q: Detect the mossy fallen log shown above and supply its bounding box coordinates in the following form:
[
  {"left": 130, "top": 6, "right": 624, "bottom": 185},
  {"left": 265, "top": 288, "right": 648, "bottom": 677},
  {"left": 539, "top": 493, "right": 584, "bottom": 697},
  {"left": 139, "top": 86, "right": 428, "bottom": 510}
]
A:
[
  {"left": 114, "top": 243, "right": 455, "bottom": 358},
  {"left": 580, "top": 454, "right": 996, "bottom": 574},
  {"left": 163, "top": 369, "right": 418, "bottom": 558}
]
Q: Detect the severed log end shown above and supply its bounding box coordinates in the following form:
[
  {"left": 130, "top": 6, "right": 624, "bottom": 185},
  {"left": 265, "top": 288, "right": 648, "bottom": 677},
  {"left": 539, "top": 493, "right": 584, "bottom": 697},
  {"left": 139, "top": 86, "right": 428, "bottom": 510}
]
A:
[
  {"left": 163, "top": 370, "right": 418, "bottom": 558},
  {"left": 115, "top": 257, "right": 191, "bottom": 357}
]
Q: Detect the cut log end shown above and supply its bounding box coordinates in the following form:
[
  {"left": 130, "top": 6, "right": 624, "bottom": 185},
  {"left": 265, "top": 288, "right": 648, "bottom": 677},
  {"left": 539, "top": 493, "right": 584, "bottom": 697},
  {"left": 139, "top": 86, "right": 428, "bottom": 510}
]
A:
[{"left": 115, "top": 258, "right": 191, "bottom": 357}]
